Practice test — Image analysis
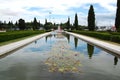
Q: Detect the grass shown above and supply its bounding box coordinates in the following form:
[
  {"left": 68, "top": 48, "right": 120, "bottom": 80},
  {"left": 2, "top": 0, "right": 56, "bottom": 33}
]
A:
[{"left": 0, "top": 30, "right": 46, "bottom": 46}]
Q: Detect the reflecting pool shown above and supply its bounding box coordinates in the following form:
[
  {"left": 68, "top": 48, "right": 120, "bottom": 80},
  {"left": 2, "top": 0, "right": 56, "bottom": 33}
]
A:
[{"left": 0, "top": 32, "right": 120, "bottom": 80}]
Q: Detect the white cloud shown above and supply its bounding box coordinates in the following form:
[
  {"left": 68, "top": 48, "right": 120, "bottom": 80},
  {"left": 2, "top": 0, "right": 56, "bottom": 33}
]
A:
[{"left": 0, "top": 0, "right": 117, "bottom": 26}]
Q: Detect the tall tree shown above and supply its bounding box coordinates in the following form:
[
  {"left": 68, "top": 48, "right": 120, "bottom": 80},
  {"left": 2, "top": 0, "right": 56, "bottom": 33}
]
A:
[
  {"left": 88, "top": 5, "right": 95, "bottom": 31},
  {"left": 15, "top": 21, "right": 18, "bottom": 26},
  {"left": 14, "top": 21, "right": 19, "bottom": 30},
  {"left": 0, "top": 21, "right": 3, "bottom": 29},
  {"left": 66, "top": 17, "right": 70, "bottom": 30},
  {"left": 45, "top": 19, "right": 47, "bottom": 24},
  {"left": 115, "top": 0, "right": 120, "bottom": 32},
  {"left": 44, "top": 19, "right": 53, "bottom": 30},
  {"left": 33, "top": 17, "right": 38, "bottom": 30},
  {"left": 44, "top": 19, "right": 47, "bottom": 30},
  {"left": 18, "top": 18, "right": 26, "bottom": 30},
  {"left": 74, "top": 13, "right": 78, "bottom": 30},
  {"left": 8, "top": 21, "right": 13, "bottom": 30}
]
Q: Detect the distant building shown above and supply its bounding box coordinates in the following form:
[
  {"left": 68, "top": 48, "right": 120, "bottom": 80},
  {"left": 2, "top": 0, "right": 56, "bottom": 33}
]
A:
[
  {"left": 97, "top": 26, "right": 107, "bottom": 31},
  {"left": 111, "top": 26, "right": 116, "bottom": 32},
  {"left": 96, "top": 26, "right": 116, "bottom": 31}
]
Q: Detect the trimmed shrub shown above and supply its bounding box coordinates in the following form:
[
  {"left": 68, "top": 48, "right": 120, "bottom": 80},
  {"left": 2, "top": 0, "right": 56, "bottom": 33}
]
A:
[
  {"left": 110, "top": 35, "right": 120, "bottom": 43},
  {"left": 0, "top": 30, "right": 45, "bottom": 43},
  {"left": 70, "top": 30, "right": 120, "bottom": 43}
]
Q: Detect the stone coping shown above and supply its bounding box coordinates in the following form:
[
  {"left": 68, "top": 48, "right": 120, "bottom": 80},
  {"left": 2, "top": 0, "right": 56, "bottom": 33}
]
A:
[
  {"left": 0, "top": 31, "right": 120, "bottom": 58},
  {"left": 0, "top": 32, "right": 51, "bottom": 56},
  {"left": 66, "top": 32, "right": 120, "bottom": 57}
]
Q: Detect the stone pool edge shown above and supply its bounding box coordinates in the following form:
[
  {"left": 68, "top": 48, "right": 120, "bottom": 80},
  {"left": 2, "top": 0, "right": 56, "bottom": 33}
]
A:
[
  {"left": 65, "top": 31, "right": 120, "bottom": 57},
  {"left": 0, "top": 32, "right": 51, "bottom": 56}
]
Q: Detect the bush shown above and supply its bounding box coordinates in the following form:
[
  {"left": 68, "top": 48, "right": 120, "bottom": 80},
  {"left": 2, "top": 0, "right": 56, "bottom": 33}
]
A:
[
  {"left": 110, "top": 35, "right": 120, "bottom": 43},
  {"left": 0, "top": 30, "right": 45, "bottom": 43},
  {"left": 70, "top": 30, "right": 120, "bottom": 43}
]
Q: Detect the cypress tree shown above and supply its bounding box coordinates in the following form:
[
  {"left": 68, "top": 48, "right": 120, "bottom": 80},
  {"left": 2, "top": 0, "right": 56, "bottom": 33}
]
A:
[
  {"left": 74, "top": 13, "right": 78, "bottom": 30},
  {"left": 15, "top": 21, "right": 18, "bottom": 26},
  {"left": 33, "top": 17, "right": 38, "bottom": 30},
  {"left": 0, "top": 21, "right": 2, "bottom": 29},
  {"left": 44, "top": 19, "right": 47, "bottom": 26},
  {"left": 66, "top": 17, "right": 70, "bottom": 30},
  {"left": 115, "top": 0, "right": 120, "bottom": 32},
  {"left": 88, "top": 5, "right": 95, "bottom": 31},
  {"left": 44, "top": 19, "right": 48, "bottom": 30}
]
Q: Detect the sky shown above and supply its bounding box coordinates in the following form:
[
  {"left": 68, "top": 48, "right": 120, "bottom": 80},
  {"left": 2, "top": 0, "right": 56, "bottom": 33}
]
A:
[{"left": 0, "top": 0, "right": 117, "bottom": 26}]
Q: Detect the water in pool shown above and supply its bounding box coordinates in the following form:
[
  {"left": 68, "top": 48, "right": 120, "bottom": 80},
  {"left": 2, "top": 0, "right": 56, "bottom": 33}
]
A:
[{"left": 0, "top": 32, "right": 120, "bottom": 80}]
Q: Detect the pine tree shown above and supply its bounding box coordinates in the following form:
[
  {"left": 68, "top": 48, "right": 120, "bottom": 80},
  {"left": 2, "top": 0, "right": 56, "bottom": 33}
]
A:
[
  {"left": 88, "top": 5, "right": 95, "bottom": 31},
  {"left": 115, "top": 0, "right": 120, "bottom": 32},
  {"left": 74, "top": 13, "right": 78, "bottom": 30}
]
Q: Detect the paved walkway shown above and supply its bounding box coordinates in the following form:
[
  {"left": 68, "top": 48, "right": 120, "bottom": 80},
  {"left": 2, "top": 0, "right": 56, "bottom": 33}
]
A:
[
  {"left": 66, "top": 32, "right": 120, "bottom": 56},
  {"left": 0, "top": 32, "right": 51, "bottom": 56}
]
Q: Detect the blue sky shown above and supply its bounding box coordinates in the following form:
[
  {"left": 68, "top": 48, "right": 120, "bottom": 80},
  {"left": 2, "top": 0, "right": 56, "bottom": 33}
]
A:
[{"left": 0, "top": 0, "right": 117, "bottom": 26}]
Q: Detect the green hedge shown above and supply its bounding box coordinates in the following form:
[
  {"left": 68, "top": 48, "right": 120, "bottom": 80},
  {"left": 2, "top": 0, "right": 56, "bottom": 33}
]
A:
[
  {"left": 70, "top": 30, "right": 120, "bottom": 43},
  {"left": 110, "top": 35, "right": 120, "bottom": 43},
  {"left": 0, "top": 30, "right": 45, "bottom": 43}
]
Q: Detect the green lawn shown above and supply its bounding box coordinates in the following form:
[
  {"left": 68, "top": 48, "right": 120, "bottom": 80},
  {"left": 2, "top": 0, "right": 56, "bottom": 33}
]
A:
[{"left": 0, "top": 30, "right": 46, "bottom": 46}]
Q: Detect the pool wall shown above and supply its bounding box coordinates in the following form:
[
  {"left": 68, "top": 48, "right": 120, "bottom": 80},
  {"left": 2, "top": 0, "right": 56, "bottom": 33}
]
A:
[
  {"left": 0, "top": 32, "right": 51, "bottom": 56},
  {"left": 65, "top": 31, "right": 120, "bottom": 57},
  {"left": 1, "top": 31, "right": 120, "bottom": 58}
]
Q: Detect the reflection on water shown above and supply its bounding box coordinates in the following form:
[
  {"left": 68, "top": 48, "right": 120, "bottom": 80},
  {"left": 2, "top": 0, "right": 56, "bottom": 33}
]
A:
[
  {"left": 87, "top": 44, "right": 94, "bottom": 59},
  {"left": 64, "top": 34, "right": 70, "bottom": 43},
  {"left": 45, "top": 39, "right": 82, "bottom": 73},
  {"left": 74, "top": 37, "right": 78, "bottom": 49},
  {"left": 0, "top": 32, "right": 120, "bottom": 80},
  {"left": 45, "top": 34, "right": 52, "bottom": 43},
  {"left": 34, "top": 40, "right": 37, "bottom": 44},
  {"left": 114, "top": 56, "right": 118, "bottom": 65}
]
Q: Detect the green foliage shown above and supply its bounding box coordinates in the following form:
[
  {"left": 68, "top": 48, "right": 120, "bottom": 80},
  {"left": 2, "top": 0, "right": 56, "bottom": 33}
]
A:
[
  {"left": 88, "top": 5, "right": 95, "bottom": 31},
  {"left": 109, "top": 32, "right": 120, "bottom": 35},
  {"left": 71, "top": 30, "right": 120, "bottom": 43},
  {"left": 33, "top": 17, "right": 39, "bottom": 30},
  {"left": 87, "top": 44, "right": 94, "bottom": 59},
  {"left": 74, "top": 13, "right": 78, "bottom": 30},
  {"left": 7, "top": 21, "right": 13, "bottom": 30},
  {"left": 0, "top": 21, "right": 2, "bottom": 26},
  {"left": 110, "top": 35, "right": 120, "bottom": 43},
  {"left": 44, "top": 19, "right": 54, "bottom": 30},
  {"left": 44, "top": 22, "right": 53, "bottom": 30},
  {"left": 18, "top": 19, "right": 26, "bottom": 30},
  {"left": 74, "top": 37, "right": 78, "bottom": 48},
  {"left": 115, "top": 0, "right": 120, "bottom": 32},
  {"left": 66, "top": 17, "right": 70, "bottom": 30},
  {"left": 0, "top": 30, "right": 45, "bottom": 43}
]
